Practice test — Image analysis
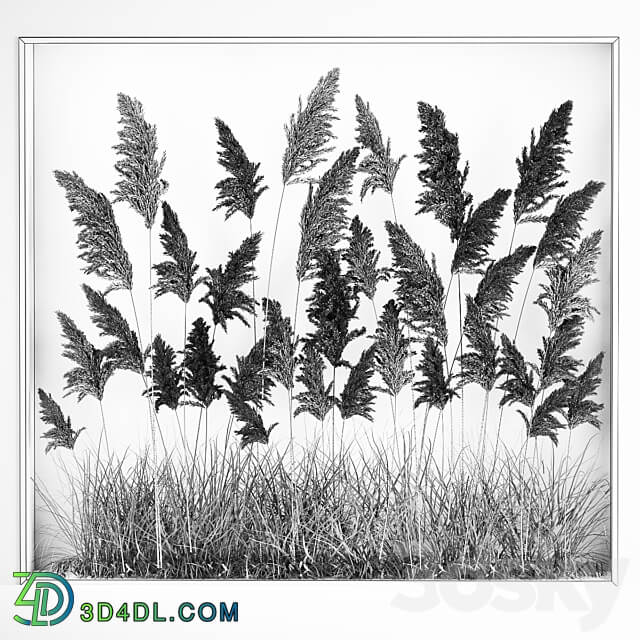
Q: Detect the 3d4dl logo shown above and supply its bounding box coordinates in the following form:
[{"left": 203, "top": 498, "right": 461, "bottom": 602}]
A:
[{"left": 13, "top": 571, "right": 74, "bottom": 626}]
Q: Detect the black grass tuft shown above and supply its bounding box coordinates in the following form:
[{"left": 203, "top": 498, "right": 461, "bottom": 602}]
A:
[
  {"left": 56, "top": 311, "right": 115, "bottom": 402},
  {"left": 513, "top": 101, "right": 573, "bottom": 224},
  {"left": 282, "top": 68, "right": 340, "bottom": 184},
  {"left": 38, "top": 389, "right": 85, "bottom": 454},
  {"left": 296, "top": 148, "right": 359, "bottom": 282},
  {"left": 54, "top": 170, "right": 133, "bottom": 293},
  {"left": 354, "top": 95, "right": 406, "bottom": 199},
  {"left": 153, "top": 202, "right": 201, "bottom": 303},
  {"left": 214, "top": 118, "right": 268, "bottom": 221},
  {"left": 82, "top": 284, "right": 144, "bottom": 374},
  {"left": 113, "top": 93, "right": 167, "bottom": 228},
  {"left": 201, "top": 233, "right": 261, "bottom": 332},
  {"left": 416, "top": 102, "right": 472, "bottom": 242}
]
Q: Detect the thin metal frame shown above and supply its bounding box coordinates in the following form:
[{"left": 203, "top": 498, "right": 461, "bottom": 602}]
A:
[{"left": 18, "top": 36, "right": 620, "bottom": 582}]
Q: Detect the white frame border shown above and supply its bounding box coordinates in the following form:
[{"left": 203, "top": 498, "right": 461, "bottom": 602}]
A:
[{"left": 17, "top": 35, "right": 620, "bottom": 582}]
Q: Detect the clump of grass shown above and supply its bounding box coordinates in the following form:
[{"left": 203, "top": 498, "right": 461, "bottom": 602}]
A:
[{"left": 39, "top": 435, "right": 609, "bottom": 580}]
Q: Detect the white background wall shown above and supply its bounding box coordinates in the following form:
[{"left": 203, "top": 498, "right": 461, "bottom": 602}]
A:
[
  {"left": 33, "top": 42, "right": 611, "bottom": 474},
  {"left": 1, "top": 2, "right": 638, "bottom": 639}
]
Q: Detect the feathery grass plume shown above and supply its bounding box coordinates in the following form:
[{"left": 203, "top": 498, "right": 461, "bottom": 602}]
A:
[
  {"left": 38, "top": 389, "right": 85, "bottom": 454},
  {"left": 234, "top": 402, "right": 277, "bottom": 448},
  {"left": 518, "top": 388, "right": 568, "bottom": 446},
  {"left": 54, "top": 171, "right": 133, "bottom": 293},
  {"left": 414, "top": 337, "right": 456, "bottom": 410},
  {"left": 82, "top": 284, "right": 144, "bottom": 374},
  {"left": 338, "top": 345, "right": 379, "bottom": 421},
  {"left": 305, "top": 249, "right": 365, "bottom": 369},
  {"left": 385, "top": 221, "right": 447, "bottom": 344},
  {"left": 295, "top": 148, "right": 360, "bottom": 282},
  {"left": 452, "top": 189, "right": 511, "bottom": 274},
  {"left": 344, "top": 215, "right": 389, "bottom": 300},
  {"left": 112, "top": 93, "right": 167, "bottom": 228},
  {"left": 201, "top": 232, "right": 261, "bottom": 332},
  {"left": 535, "top": 231, "right": 603, "bottom": 331},
  {"left": 513, "top": 101, "right": 573, "bottom": 224},
  {"left": 227, "top": 340, "right": 276, "bottom": 448},
  {"left": 459, "top": 297, "right": 499, "bottom": 391},
  {"left": 497, "top": 334, "right": 536, "bottom": 409},
  {"left": 294, "top": 342, "right": 336, "bottom": 421},
  {"left": 183, "top": 317, "right": 225, "bottom": 408},
  {"left": 473, "top": 245, "right": 536, "bottom": 323},
  {"left": 537, "top": 315, "right": 584, "bottom": 390},
  {"left": 416, "top": 102, "right": 472, "bottom": 242},
  {"left": 56, "top": 311, "right": 115, "bottom": 402},
  {"left": 212, "top": 121, "right": 266, "bottom": 346},
  {"left": 564, "top": 352, "right": 604, "bottom": 430},
  {"left": 224, "top": 338, "right": 275, "bottom": 419},
  {"left": 153, "top": 202, "right": 201, "bottom": 302},
  {"left": 282, "top": 68, "right": 340, "bottom": 184},
  {"left": 143, "top": 334, "right": 182, "bottom": 411},
  {"left": 534, "top": 181, "right": 605, "bottom": 268},
  {"left": 354, "top": 95, "right": 406, "bottom": 199},
  {"left": 262, "top": 298, "right": 299, "bottom": 391},
  {"left": 373, "top": 300, "right": 413, "bottom": 397},
  {"left": 214, "top": 118, "right": 268, "bottom": 220},
  {"left": 113, "top": 92, "right": 166, "bottom": 570},
  {"left": 502, "top": 230, "right": 602, "bottom": 444}
]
